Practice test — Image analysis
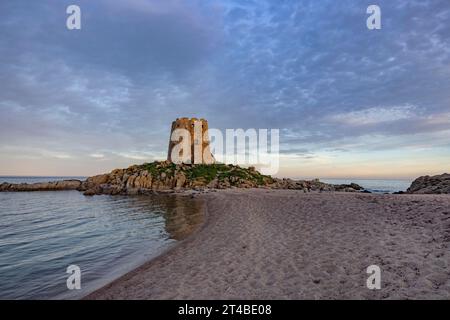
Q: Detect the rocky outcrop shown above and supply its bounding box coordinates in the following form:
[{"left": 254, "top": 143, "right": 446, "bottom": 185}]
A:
[
  {"left": 407, "top": 173, "right": 450, "bottom": 194},
  {"left": 79, "top": 161, "right": 365, "bottom": 196},
  {"left": 80, "top": 161, "right": 273, "bottom": 195},
  {"left": 0, "top": 180, "right": 82, "bottom": 192},
  {"left": 268, "top": 178, "right": 363, "bottom": 192},
  {"left": 0, "top": 161, "right": 366, "bottom": 195}
]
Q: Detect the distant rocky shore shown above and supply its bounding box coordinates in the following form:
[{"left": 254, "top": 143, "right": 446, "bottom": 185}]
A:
[
  {"left": 0, "top": 179, "right": 82, "bottom": 192},
  {"left": 0, "top": 161, "right": 364, "bottom": 195},
  {"left": 1, "top": 162, "right": 449, "bottom": 195}
]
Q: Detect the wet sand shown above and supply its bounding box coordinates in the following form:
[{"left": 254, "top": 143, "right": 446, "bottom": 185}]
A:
[{"left": 86, "top": 189, "right": 450, "bottom": 299}]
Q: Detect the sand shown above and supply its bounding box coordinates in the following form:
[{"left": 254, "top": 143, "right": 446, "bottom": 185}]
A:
[{"left": 86, "top": 189, "right": 450, "bottom": 299}]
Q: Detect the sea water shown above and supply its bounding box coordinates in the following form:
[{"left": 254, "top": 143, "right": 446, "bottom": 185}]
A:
[{"left": 0, "top": 177, "right": 203, "bottom": 299}]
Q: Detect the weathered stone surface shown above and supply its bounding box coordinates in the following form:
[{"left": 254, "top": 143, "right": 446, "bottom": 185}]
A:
[
  {"left": 206, "top": 178, "right": 218, "bottom": 189},
  {"left": 83, "top": 174, "right": 109, "bottom": 190},
  {"left": 174, "top": 172, "right": 187, "bottom": 190},
  {"left": 407, "top": 173, "right": 450, "bottom": 194},
  {"left": 167, "top": 118, "right": 215, "bottom": 164},
  {"left": 77, "top": 162, "right": 273, "bottom": 195},
  {"left": 83, "top": 189, "right": 97, "bottom": 196},
  {"left": 0, "top": 180, "right": 82, "bottom": 192}
]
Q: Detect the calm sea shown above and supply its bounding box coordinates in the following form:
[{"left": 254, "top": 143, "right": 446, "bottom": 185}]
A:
[{"left": 0, "top": 177, "right": 203, "bottom": 300}]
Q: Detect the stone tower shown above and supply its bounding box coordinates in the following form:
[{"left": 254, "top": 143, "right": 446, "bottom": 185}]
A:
[{"left": 167, "top": 118, "right": 215, "bottom": 164}]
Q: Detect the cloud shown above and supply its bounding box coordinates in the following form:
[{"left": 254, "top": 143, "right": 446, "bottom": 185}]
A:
[
  {"left": 329, "top": 105, "right": 418, "bottom": 125},
  {"left": 0, "top": 0, "right": 449, "bottom": 177},
  {"left": 90, "top": 153, "right": 105, "bottom": 159}
]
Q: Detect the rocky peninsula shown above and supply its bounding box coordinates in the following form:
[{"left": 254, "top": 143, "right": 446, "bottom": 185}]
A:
[
  {"left": 0, "top": 179, "right": 82, "bottom": 192},
  {"left": 0, "top": 161, "right": 365, "bottom": 194},
  {"left": 1, "top": 163, "right": 450, "bottom": 195}
]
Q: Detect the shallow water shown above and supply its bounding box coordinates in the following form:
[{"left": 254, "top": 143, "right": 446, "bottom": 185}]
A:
[{"left": 0, "top": 186, "right": 203, "bottom": 299}]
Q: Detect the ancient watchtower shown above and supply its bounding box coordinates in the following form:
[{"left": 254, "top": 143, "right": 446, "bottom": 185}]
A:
[{"left": 167, "top": 118, "right": 215, "bottom": 164}]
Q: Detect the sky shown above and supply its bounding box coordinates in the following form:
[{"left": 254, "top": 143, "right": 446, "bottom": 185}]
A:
[{"left": 0, "top": 0, "right": 449, "bottom": 179}]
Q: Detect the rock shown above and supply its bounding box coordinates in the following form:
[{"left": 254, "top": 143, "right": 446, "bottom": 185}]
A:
[
  {"left": 126, "top": 175, "right": 137, "bottom": 188},
  {"left": 191, "top": 178, "right": 207, "bottom": 188},
  {"left": 89, "top": 174, "right": 109, "bottom": 185},
  {"left": 174, "top": 172, "right": 187, "bottom": 190},
  {"left": 100, "top": 184, "right": 122, "bottom": 195},
  {"left": 350, "top": 183, "right": 363, "bottom": 190},
  {"left": 407, "top": 173, "right": 450, "bottom": 194},
  {"left": 83, "top": 189, "right": 96, "bottom": 196},
  {"left": 0, "top": 180, "right": 83, "bottom": 192},
  {"left": 0, "top": 183, "right": 11, "bottom": 191},
  {"left": 0, "top": 161, "right": 370, "bottom": 196},
  {"left": 334, "top": 183, "right": 364, "bottom": 192},
  {"left": 266, "top": 177, "right": 364, "bottom": 193},
  {"left": 84, "top": 174, "right": 109, "bottom": 190},
  {"left": 141, "top": 175, "right": 153, "bottom": 189},
  {"left": 110, "top": 168, "right": 124, "bottom": 177},
  {"left": 218, "top": 177, "right": 231, "bottom": 189},
  {"left": 126, "top": 188, "right": 140, "bottom": 195}
]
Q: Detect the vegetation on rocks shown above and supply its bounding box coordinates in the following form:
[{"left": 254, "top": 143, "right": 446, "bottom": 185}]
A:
[
  {"left": 140, "top": 162, "right": 272, "bottom": 186},
  {"left": 77, "top": 161, "right": 365, "bottom": 196}
]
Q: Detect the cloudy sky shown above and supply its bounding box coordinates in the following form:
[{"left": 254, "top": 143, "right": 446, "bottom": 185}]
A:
[{"left": 0, "top": 0, "right": 449, "bottom": 178}]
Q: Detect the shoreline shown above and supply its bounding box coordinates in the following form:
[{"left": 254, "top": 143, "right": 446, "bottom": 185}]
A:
[
  {"left": 85, "top": 189, "right": 450, "bottom": 300},
  {"left": 82, "top": 192, "right": 212, "bottom": 300}
]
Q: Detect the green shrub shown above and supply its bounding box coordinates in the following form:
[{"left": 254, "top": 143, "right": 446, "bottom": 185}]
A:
[{"left": 139, "top": 161, "right": 272, "bottom": 185}]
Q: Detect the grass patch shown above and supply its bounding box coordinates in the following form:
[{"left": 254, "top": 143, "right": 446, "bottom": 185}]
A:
[
  {"left": 141, "top": 162, "right": 177, "bottom": 178},
  {"left": 139, "top": 161, "right": 272, "bottom": 185}
]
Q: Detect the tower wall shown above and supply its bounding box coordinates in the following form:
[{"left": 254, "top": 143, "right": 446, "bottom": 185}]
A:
[{"left": 167, "top": 118, "right": 215, "bottom": 164}]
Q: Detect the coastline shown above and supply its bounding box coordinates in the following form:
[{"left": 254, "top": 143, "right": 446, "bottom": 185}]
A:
[
  {"left": 85, "top": 189, "right": 450, "bottom": 300},
  {"left": 82, "top": 192, "right": 212, "bottom": 299}
]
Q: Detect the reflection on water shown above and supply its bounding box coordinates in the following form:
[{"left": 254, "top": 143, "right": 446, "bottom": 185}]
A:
[
  {"left": 125, "top": 194, "right": 205, "bottom": 241},
  {"left": 160, "top": 195, "right": 204, "bottom": 241},
  {"left": 0, "top": 191, "right": 204, "bottom": 299}
]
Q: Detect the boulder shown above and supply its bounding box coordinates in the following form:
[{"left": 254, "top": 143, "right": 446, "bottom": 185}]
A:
[
  {"left": 407, "top": 173, "right": 450, "bottom": 194},
  {"left": 174, "top": 172, "right": 187, "bottom": 190},
  {"left": 83, "top": 189, "right": 96, "bottom": 196},
  {"left": 0, "top": 183, "right": 11, "bottom": 191},
  {"left": 84, "top": 174, "right": 109, "bottom": 190}
]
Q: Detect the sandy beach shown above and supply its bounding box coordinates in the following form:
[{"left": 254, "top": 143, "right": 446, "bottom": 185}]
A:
[{"left": 86, "top": 189, "right": 450, "bottom": 300}]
